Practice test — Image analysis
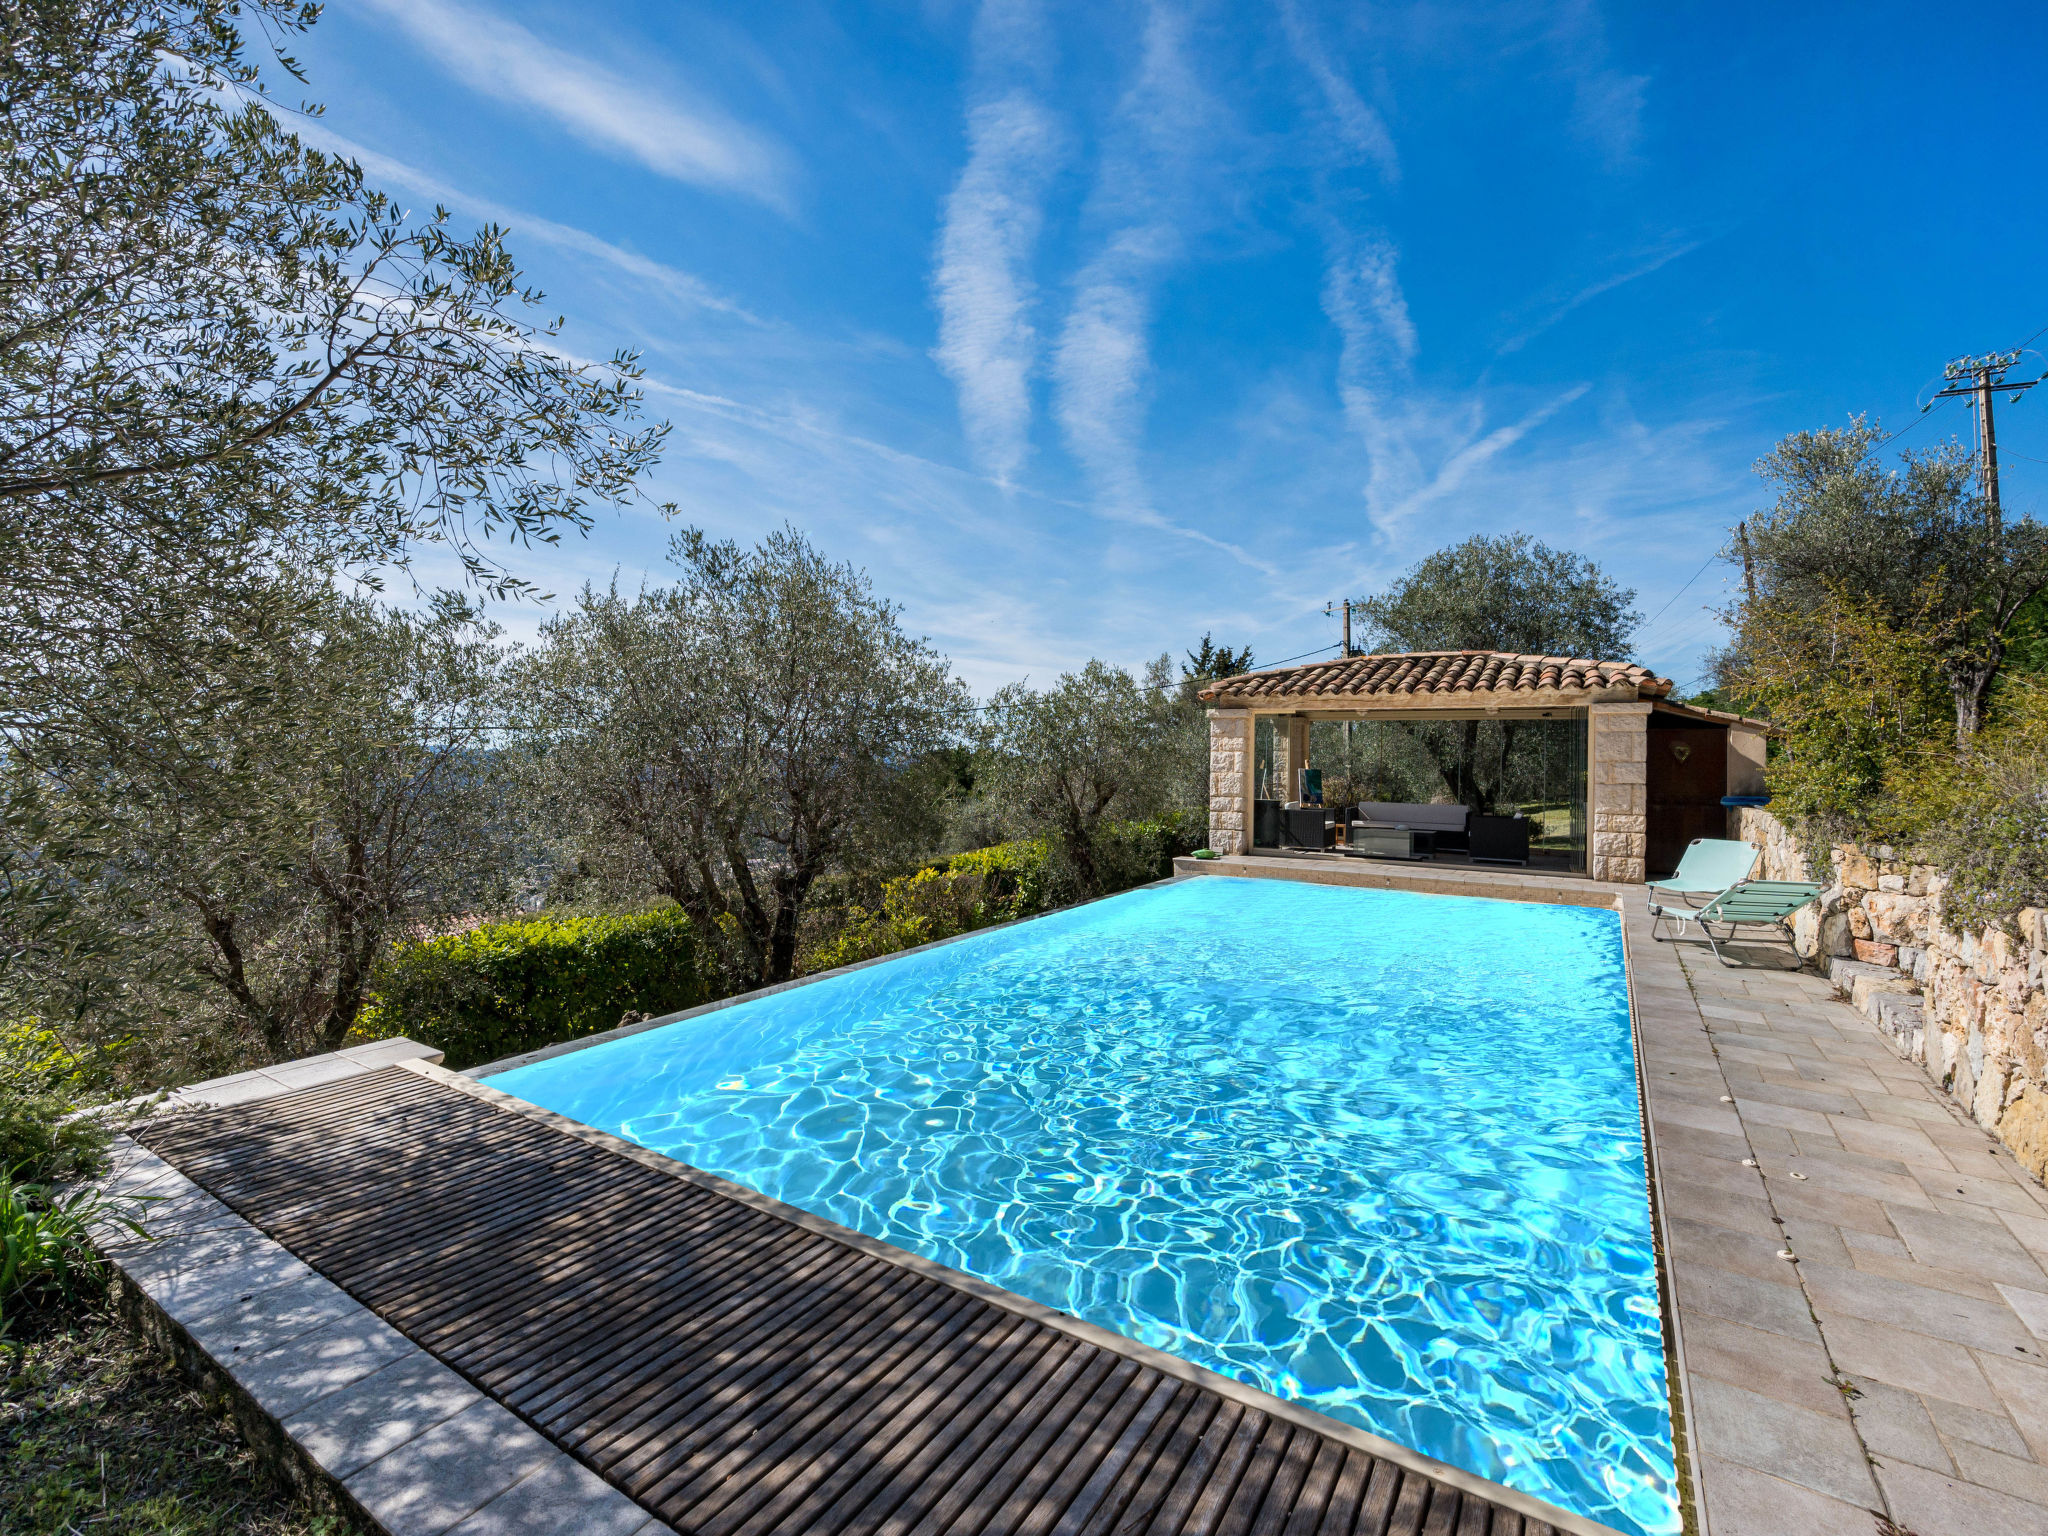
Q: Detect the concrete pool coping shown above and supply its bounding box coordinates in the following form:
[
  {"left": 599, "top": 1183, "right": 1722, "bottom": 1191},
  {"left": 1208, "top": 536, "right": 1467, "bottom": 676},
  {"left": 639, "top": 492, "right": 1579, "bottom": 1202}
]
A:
[{"left": 94, "top": 865, "right": 1858, "bottom": 1536}]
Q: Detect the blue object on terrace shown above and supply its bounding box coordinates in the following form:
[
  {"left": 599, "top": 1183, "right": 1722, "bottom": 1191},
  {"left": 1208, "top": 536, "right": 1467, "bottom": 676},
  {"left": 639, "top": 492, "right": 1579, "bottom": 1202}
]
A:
[
  {"left": 1719, "top": 793, "right": 1772, "bottom": 808},
  {"left": 486, "top": 876, "right": 1678, "bottom": 1536}
]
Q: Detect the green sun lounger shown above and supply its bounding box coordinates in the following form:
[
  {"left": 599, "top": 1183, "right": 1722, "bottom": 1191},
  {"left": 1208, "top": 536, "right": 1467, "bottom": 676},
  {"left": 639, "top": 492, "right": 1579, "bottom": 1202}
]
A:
[
  {"left": 1647, "top": 838, "right": 1759, "bottom": 906},
  {"left": 1649, "top": 880, "right": 1825, "bottom": 966}
]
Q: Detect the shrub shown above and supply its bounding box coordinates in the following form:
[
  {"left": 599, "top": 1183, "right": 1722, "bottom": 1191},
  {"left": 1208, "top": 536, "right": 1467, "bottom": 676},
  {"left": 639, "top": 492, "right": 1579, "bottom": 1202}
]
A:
[
  {"left": 0, "top": 1170, "right": 146, "bottom": 1336},
  {"left": 938, "top": 837, "right": 1053, "bottom": 925},
  {"left": 357, "top": 908, "right": 717, "bottom": 1070},
  {"left": 0, "top": 1022, "right": 123, "bottom": 1184},
  {"left": 799, "top": 813, "right": 1202, "bottom": 975},
  {"left": 1896, "top": 678, "right": 2048, "bottom": 936}
]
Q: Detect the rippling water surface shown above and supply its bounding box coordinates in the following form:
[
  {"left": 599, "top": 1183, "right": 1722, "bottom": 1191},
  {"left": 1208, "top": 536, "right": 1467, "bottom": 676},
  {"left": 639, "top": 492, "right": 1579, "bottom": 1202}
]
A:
[{"left": 485, "top": 876, "right": 1676, "bottom": 1536}]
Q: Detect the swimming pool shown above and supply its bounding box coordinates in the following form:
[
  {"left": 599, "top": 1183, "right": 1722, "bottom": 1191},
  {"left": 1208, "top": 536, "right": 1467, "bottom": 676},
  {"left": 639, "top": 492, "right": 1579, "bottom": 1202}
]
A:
[{"left": 484, "top": 875, "right": 1676, "bottom": 1536}]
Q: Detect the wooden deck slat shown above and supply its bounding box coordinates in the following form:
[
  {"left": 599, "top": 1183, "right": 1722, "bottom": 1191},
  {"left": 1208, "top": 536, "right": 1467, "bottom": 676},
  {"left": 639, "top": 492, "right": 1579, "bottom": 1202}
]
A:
[
  {"left": 676, "top": 1291, "right": 997, "bottom": 1535},
  {"left": 1071, "top": 1390, "right": 1216, "bottom": 1536},
  {"left": 136, "top": 1067, "right": 1584, "bottom": 1536},
  {"left": 1314, "top": 1447, "right": 1375, "bottom": 1536},
  {"left": 615, "top": 1265, "right": 949, "bottom": 1490},
  {"left": 750, "top": 1316, "right": 1046, "bottom": 1536}
]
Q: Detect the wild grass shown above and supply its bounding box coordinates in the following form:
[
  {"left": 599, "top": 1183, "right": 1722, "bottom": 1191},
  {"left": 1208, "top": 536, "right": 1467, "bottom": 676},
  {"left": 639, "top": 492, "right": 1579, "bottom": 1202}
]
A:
[{"left": 1, "top": 1294, "right": 371, "bottom": 1535}]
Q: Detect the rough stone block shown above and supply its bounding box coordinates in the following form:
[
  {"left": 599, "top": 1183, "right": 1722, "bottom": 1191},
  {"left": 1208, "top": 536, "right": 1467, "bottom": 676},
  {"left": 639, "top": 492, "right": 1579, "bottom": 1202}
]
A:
[
  {"left": 1849, "top": 972, "right": 1918, "bottom": 1021},
  {"left": 1853, "top": 939, "right": 1899, "bottom": 967},
  {"left": 1837, "top": 847, "right": 1878, "bottom": 889},
  {"left": 1827, "top": 957, "right": 1897, "bottom": 993}
]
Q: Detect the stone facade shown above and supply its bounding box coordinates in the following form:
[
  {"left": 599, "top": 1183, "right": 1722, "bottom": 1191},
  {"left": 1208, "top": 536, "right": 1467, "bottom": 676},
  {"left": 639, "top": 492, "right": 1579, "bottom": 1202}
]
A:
[
  {"left": 1738, "top": 806, "right": 2048, "bottom": 1183},
  {"left": 1588, "top": 702, "right": 1649, "bottom": 884},
  {"left": 1273, "top": 717, "right": 1309, "bottom": 802},
  {"left": 1206, "top": 710, "right": 1252, "bottom": 855}
]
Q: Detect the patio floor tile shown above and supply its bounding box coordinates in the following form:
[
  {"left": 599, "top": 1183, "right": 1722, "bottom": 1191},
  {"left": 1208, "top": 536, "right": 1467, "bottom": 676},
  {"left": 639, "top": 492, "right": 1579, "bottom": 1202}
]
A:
[
  {"left": 1688, "top": 1376, "right": 1879, "bottom": 1506},
  {"left": 284, "top": 1351, "right": 484, "bottom": 1481},
  {"left": 1843, "top": 1377, "right": 1950, "bottom": 1473},
  {"left": 342, "top": 1398, "right": 559, "bottom": 1536},
  {"left": 1675, "top": 1260, "right": 1816, "bottom": 1339},
  {"left": 1977, "top": 1353, "right": 2048, "bottom": 1461},
  {"left": 1888, "top": 1207, "right": 2048, "bottom": 1289},
  {"left": 442, "top": 1454, "right": 656, "bottom": 1536},
  {"left": 1877, "top": 1457, "right": 2048, "bottom": 1536},
  {"left": 1822, "top": 1315, "right": 2001, "bottom": 1410},
  {"left": 1680, "top": 1311, "right": 1846, "bottom": 1415},
  {"left": 1802, "top": 1261, "right": 2041, "bottom": 1355},
  {"left": 1924, "top": 1394, "right": 2034, "bottom": 1460}
]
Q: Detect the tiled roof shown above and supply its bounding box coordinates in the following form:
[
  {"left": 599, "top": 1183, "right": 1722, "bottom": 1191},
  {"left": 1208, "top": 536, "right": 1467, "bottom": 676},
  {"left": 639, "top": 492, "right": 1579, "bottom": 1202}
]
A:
[{"left": 1197, "top": 649, "right": 1673, "bottom": 703}]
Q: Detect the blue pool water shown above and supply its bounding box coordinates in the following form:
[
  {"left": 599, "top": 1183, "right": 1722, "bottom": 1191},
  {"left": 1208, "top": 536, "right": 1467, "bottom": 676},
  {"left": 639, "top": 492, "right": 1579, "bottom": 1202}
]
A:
[{"left": 485, "top": 876, "right": 1676, "bottom": 1535}]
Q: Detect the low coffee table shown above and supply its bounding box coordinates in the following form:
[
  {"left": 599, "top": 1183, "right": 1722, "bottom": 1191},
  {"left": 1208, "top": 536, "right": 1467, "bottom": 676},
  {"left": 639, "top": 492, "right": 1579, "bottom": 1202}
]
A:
[{"left": 1349, "top": 825, "right": 1434, "bottom": 860}]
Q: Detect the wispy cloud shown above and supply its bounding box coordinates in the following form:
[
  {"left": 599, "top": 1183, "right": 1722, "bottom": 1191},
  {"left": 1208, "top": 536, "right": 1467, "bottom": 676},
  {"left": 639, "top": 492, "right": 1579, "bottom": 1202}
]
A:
[
  {"left": 1319, "top": 225, "right": 1596, "bottom": 538},
  {"left": 1548, "top": 0, "right": 1649, "bottom": 170},
  {"left": 1051, "top": 5, "right": 1276, "bottom": 574},
  {"left": 1496, "top": 236, "right": 1699, "bottom": 355},
  {"left": 931, "top": 2, "right": 1064, "bottom": 486},
  {"left": 292, "top": 122, "right": 757, "bottom": 319},
  {"left": 357, "top": 0, "right": 791, "bottom": 209},
  {"left": 1277, "top": 0, "right": 1398, "bottom": 182}
]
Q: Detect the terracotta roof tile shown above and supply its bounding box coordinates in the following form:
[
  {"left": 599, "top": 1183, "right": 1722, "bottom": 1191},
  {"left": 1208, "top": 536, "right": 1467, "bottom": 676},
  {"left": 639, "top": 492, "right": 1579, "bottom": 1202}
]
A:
[{"left": 1196, "top": 649, "right": 1672, "bottom": 703}]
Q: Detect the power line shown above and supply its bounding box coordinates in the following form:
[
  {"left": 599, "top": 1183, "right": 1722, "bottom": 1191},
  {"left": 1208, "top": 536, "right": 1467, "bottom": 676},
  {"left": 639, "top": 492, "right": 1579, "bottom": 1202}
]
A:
[
  {"left": 1878, "top": 394, "right": 1950, "bottom": 448},
  {"left": 1259, "top": 642, "right": 1343, "bottom": 669},
  {"left": 1638, "top": 550, "right": 1722, "bottom": 634}
]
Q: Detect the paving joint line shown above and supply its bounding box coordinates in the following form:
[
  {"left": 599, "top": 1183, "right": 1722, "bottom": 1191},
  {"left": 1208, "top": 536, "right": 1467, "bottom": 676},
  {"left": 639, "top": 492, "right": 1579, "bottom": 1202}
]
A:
[{"left": 1675, "top": 946, "right": 1901, "bottom": 1532}]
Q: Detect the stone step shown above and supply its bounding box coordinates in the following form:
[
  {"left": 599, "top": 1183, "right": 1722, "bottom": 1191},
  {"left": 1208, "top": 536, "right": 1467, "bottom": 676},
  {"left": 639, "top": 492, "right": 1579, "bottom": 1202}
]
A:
[
  {"left": 1827, "top": 957, "right": 1898, "bottom": 991},
  {"left": 1870, "top": 993, "right": 1927, "bottom": 1064}
]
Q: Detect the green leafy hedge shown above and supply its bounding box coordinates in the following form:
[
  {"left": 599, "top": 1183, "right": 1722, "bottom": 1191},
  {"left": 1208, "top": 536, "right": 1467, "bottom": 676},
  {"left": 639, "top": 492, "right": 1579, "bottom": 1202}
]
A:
[
  {"left": 800, "top": 811, "right": 1203, "bottom": 974},
  {"left": 357, "top": 909, "right": 716, "bottom": 1070}
]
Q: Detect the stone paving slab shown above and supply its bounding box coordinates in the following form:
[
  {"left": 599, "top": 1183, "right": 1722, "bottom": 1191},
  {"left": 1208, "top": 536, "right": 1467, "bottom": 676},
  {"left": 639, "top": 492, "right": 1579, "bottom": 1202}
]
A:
[
  {"left": 90, "top": 1044, "right": 670, "bottom": 1536},
  {"left": 1642, "top": 913, "right": 2048, "bottom": 1536},
  {"left": 166, "top": 1037, "right": 446, "bottom": 1110}
]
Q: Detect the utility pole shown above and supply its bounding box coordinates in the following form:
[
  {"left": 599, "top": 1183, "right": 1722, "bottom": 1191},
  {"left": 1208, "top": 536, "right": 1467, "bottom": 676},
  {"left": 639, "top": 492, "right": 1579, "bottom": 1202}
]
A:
[
  {"left": 1930, "top": 349, "right": 2038, "bottom": 534},
  {"left": 1323, "top": 599, "right": 1359, "bottom": 776},
  {"left": 1324, "top": 598, "right": 1356, "bottom": 657}
]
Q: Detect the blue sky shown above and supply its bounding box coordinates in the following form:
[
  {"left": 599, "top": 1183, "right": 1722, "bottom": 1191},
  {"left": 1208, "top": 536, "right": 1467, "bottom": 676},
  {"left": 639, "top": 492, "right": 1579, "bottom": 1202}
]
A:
[{"left": 299, "top": 1, "right": 2048, "bottom": 694}]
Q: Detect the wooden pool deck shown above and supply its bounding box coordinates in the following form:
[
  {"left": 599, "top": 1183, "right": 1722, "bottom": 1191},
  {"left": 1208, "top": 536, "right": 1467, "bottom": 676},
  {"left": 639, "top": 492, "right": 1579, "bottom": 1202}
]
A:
[{"left": 129, "top": 1059, "right": 1603, "bottom": 1536}]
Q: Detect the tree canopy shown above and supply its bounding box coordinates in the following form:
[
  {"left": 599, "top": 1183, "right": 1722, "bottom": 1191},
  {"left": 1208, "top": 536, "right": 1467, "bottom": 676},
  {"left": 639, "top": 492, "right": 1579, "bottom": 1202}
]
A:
[
  {"left": 513, "top": 528, "right": 968, "bottom": 991},
  {"left": 1355, "top": 533, "right": 1639, "bottom": 659},
  {"left": 1726, "top": 421, "right": 2048, "bottom": 743},
  {"left": 979, "top": 661, "right": 1190, "bottom": 895},
  {"left": 0, "top": 0, "right": 666, "bottom": 577}
]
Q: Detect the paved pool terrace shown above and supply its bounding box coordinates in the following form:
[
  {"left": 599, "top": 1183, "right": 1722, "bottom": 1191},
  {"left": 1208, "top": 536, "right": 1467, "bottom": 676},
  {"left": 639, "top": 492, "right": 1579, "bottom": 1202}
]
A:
[{"left": 91, "top": 860, "right": 2048, "bottom": 1536}]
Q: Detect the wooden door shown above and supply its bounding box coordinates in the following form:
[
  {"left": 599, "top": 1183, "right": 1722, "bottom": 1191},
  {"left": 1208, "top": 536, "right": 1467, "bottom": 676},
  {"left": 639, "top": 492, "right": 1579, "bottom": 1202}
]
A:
[{"left": 1646, "top": 725, "right": 1727, "bottom": 878}]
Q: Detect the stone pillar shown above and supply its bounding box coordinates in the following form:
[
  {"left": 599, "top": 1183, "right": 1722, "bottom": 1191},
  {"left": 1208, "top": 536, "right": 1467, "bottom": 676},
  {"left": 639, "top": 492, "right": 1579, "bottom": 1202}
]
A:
[
  {"left": 1589, "top": 702, "right": 1650, "bottom": 884},
  {"left": 1273, "top": 715, "right": 1310, "bottom": 801},
  {"left": 1206, "top": 710, "right": 1254, "bottom": 854}
]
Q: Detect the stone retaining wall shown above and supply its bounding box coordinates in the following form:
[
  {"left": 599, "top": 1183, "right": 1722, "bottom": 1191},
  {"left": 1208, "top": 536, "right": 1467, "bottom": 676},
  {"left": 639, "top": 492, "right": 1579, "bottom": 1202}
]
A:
[{"left": 1737, "top": 806, "right": 2048, "bottom": 1182}]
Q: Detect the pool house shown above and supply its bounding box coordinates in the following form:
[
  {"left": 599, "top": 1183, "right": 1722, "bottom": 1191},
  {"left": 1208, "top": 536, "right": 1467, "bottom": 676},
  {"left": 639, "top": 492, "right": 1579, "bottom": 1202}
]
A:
[{"left": 1199, "top": 649, "right": 1772, "bottom": 881}]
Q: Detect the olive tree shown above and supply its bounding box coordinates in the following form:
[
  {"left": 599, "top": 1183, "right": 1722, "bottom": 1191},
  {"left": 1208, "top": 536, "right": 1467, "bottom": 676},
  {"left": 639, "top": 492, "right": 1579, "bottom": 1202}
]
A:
[
  {"left": 1352, "top": 534, "right": 1639, "bottom": 812},
  {"left": 0, "top": 0, "right": 665, "bottom": 577},
  {"left": 1727, "top": 422, "right": 2048, "bottom": 744},
  {"left": 0, "top": 0, "right": 672, "bottom": 1064},
  {"left": 979, "top": 660, "right": 1186, "bottom": 896},
  {"left": 9, "top": 589, "right": 513, "bottom": 1069},
  {"left": 514, "top": 528, "right": 969, "bottom": 991}
]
